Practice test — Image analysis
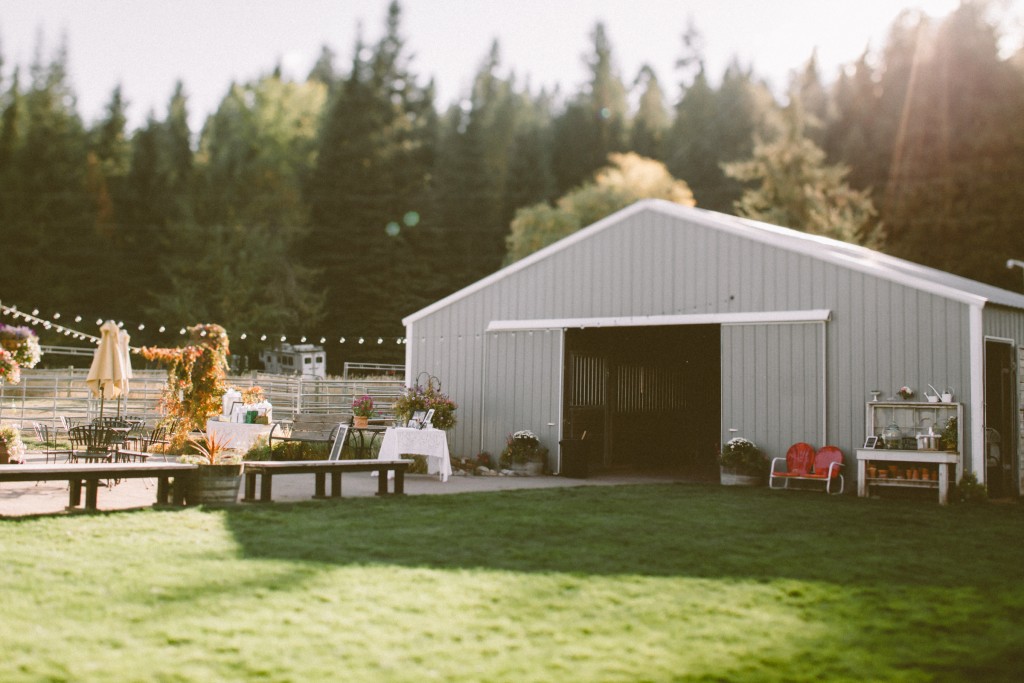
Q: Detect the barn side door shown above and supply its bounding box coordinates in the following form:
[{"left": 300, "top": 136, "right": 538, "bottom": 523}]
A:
[{"left": 563, "top": 351, "right": 610, "bottom": 468}]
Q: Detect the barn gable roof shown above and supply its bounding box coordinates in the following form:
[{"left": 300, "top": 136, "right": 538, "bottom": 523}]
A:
[{"left": 403, "top": 199, "right": 1024, "bottom": 325}]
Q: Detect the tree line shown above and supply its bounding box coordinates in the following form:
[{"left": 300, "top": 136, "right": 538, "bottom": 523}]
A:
[{"left": 1, "top": 1, "right": 1022, "bottom": 371}]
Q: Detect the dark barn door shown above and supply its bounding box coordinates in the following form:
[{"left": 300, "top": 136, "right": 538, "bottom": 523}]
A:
[{"left": 563, "top": 325, "right": 720, "bottom": 474}]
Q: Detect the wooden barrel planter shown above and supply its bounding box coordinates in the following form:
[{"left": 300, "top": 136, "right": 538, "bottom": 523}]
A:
[{"left": 189, "top": 464, "right": 243, "bottom": 505}]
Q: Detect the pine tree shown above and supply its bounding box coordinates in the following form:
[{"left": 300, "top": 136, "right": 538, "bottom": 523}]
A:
[
  {"left": 723, "top": 99, "right": 880, "bottom": 245},
  {"left": 630, "top": 64, "right": 670, "bottom": 160},
  {"left": 305, "top": 1, "right": 436, "bottom": 365}
]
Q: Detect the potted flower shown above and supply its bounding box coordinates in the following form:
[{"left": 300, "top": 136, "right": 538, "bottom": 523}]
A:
[
  {"left": 718, "top": 437, "right": 768, "bottom": 486},
  {"left": 0, "top": 325, "right": 41, "bottom": 369},
  {"left": 499, "top": 430, "right": 548, "bottom": 475},
  {"left": 182, "top": 431, "right": 243, "bottom": 505},
  {"left": 941, "top": 417, "right": 958, "bottom": 452},
  {"left": 393, "top": 376, "right": 458, "bottom": 430},
  {"left": 0, "top": 424, "right": 27, "bottom": 464},
  {"left": 0, "top": 348, "right": 21, "bottom": 385},
  {"left": 898, "top": 385, "right": 915, "bottom": 400},
  {"left": 352, "top": 395, "right": 374, "bottom": 428}
]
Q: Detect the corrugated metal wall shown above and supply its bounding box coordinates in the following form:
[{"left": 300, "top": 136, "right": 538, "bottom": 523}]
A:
[
  {"left": 408, "top": 205, "right": 980, "bottom": 468},
  {"left": 721, "top": 323, "right": 823, "bottom": 458},
  {"left": 481, "top": 330, "right": 562, "bottom": 468}
]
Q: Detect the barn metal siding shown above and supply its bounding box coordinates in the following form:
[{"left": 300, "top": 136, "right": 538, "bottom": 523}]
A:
[{"left": 408, "top": 205, "right": 985, "bottom": 467}]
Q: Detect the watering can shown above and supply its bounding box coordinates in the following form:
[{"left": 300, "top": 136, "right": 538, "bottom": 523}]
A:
[
  {"left": 925, "top": 384, "right": 941, "bottom": 403},
  {"left": 942, "top": 387, "right": 954, "bottom": 403}
]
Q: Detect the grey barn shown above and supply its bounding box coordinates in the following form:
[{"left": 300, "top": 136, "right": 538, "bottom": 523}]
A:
[{"left": 403, "top": 200, "right": 1024, "bottom": 495}]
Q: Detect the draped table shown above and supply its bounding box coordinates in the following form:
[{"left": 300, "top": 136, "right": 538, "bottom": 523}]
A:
[
  {"left": 206, "top": 419, "right": 274, "bottom": 452},
  {"left": 376, "top": 427, "right": 452, "bottom": 482}
]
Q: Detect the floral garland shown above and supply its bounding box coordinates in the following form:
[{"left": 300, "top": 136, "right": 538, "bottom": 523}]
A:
[
  {"left": 241, "top": 385, "right": 265, "bottom": 405},
  {"left": 140, "top": 323, "right": 230, "bottom": 444}
]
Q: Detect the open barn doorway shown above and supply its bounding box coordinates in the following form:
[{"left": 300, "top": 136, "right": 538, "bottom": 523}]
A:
[{"left": 563, "top": 325, "right": 720, "bottom": 475}]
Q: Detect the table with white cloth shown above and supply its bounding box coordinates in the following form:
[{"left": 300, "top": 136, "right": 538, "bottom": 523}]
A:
[
  {"left": 206, "top": 419, "right": 273, "bottom": 452},
  {"left": 376, "top": 427, "right": 452, "bottom": 482}
]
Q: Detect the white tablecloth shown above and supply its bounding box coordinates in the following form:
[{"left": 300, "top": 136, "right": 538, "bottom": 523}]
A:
[
  {"left": 377, "top": 427, "right": 452, "bottom": 482},
  {"left": 206, "top": 420, "right": 273, "bottom": 452}
]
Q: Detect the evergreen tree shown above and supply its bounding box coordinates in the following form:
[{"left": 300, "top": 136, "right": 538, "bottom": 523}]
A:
[
  {"left": 305, "top": 1, "right": 436, "bottom": 365},
  {"left": 723, "top": 99, "right": 880, "bottom": 245},
  {"left": 551, "top": 22, "right": 628, "bottom": 193},
  {"left": 630, "top": 64, "right": 670, "bottom": 160}
]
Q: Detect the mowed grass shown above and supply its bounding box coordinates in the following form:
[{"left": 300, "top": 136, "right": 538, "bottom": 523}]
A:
[{"left": 1, "top": 484, "right": 1022, "bottom": 682}]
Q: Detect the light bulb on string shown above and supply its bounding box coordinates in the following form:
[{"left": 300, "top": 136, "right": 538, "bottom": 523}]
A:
[
  {"left": 300, "top": 336, "right": 306, "bottom": 343},
  {"left": 358, "top": 337, "right": 364, "bottom": 344},
  {"left": 280, "top": 336, "right": 286, "bottom": 342},
  {"left": 53, "top": 312, "right": 61, "bottom": 319},
  {"left": 75, "top": 316, "right": 82, "bottom": 323},
  {"left": 179, "top": 328, "right": 186, "bottom": 335},
  {"left": 339, "top": 337, "right": 346, "bottom": 344},
  {"left": 240, "top": 333, "right": 247, "bottom": 340},
  {"left": 320, "top": 337, "right": 326, "bottom": 344},
  {"left": 158, "top": 326, "right": 165, "bottom": 333},
  {"left": 260, "top": 335, "right": 267, "bottom": 341},
  {"left": 97, "top": 319, "right": 103, "bottom": 326},
  {"left": 377, "top": 338, "right": 383, "bottom": 345}
]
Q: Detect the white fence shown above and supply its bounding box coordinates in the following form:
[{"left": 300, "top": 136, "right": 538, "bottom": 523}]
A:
[{"left": 0, "top": 369, "right": 406, "bottom": 429}]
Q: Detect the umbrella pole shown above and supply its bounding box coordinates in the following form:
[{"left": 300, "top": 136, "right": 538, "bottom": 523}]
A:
[{"left": 99, "top": 394, "right": 105, "bottom": 420}]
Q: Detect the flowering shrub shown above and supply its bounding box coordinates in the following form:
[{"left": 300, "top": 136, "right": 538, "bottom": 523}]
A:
[
  {"left": 0, "top": 424, "right": 27, "bottom": 463},
  {"left": 0, "top": 348, "right": 21, "bottom": 385},
  {"left": 499, "top": 429, "right": 548, "bottom": 468},
  {"left": 0, "top": 325, "right": 41, "bottom": 368},
  {"left": 141, "top": 323, "right": 230, "bottom": 446},
  {"left": 393, "top": 378, "right": 458, "bottom": 430},
  {"left": 718, "top": 437, "right": 767, "bottom": 476},
  {"left": 241, "top": 385, "right": 265, "bottom": 404},
  {"left": 352, "top": 395, "right": 375, "bottom": 418}
]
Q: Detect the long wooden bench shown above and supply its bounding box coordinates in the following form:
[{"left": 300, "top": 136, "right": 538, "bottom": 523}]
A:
[
  {"left": 267, "top": 413, "right": 349, "bottom": 459},
  {"left": 241, "top": 459, "right": 414, "bottom": 503},
  {"left": 0, "top": 462, "right": 198, "bottom": 511}
]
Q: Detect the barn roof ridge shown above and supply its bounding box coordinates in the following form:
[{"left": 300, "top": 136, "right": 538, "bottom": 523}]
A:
[{"left": 403, "top": 199, "right": 1024, "bottom": 326}]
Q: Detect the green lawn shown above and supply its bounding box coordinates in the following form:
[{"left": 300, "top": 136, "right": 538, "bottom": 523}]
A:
[{"left": 1, "top": 484, "right": 1022, "bottom": 682}]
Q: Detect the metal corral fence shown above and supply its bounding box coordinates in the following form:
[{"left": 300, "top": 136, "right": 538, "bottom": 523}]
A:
[{"left": 0, "top": 369, "right": 406, "bottom": 429}]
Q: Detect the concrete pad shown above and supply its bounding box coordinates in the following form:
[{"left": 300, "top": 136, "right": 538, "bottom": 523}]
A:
[{"left": 0, "top": 452, "right": 700, "bottom": 517}]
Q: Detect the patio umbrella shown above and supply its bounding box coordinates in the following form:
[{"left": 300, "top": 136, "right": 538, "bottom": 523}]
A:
[
  {"left": 86, "top": 321, "right": 129, "bottom": 419},
  {"left": 116, "top": 329, "right": 133, "bottom": 417}
]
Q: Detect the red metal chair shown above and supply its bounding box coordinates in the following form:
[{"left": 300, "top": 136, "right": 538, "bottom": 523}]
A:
[
  {"left": 769, "top": 442, "right": 816, "bottom": 489},
  {"left": 804, "top": 446, "right": 845, "bottom": 494}
]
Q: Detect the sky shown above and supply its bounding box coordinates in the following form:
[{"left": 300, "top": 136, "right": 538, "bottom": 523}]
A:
[{"left": 0, "top": 0, "right": 1020, "bottom": 132}]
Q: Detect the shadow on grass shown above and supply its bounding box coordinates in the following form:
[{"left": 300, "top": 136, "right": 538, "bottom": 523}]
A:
[{"left": 222, "top": 482, "right": 1024, "bottom": 586}]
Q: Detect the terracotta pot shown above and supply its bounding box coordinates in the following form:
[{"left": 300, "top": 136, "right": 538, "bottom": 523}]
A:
[{"left": 353, "top": 415, "right": 369, "bottom": 429}]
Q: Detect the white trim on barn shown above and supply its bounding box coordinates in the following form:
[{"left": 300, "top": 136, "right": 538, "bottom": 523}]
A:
[{"left": 485, "top": 309, "right": 832, "bottom": 332}]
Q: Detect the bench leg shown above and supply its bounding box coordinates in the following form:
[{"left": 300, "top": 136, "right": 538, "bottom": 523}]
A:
[
  {"left": 313, "top": 472, "right": 327, "bottom": 499},
  {"left": 377, "top": 468, "right": 389, "bottom": 496},
  {"left": 85, "top": 479, "right": 100, "bottom": 511},
  {"left": 68, "top": 479, "right": 83, "bottom": 509},
  {"left": 172, "top": 474, "right": 191, "bottom": 506},
  {"left": 260, "top": 472, "right": 273, "bottom": 503},
  {"left": 243, "top": 472, "right": 257, "bottom": 502},
  {"left": 394, "top": 468, "right": 405, "bottom": 495},
  {"left": 330, "top": 471, "right": 342, "bottom": 498},
  {"left": 156, "top": 476, "right": 170, "bottom": 505}
]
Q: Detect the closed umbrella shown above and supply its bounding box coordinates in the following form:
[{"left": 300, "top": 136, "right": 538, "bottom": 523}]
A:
[
  {"left": 116, "top": 329, "right": 133, "bottom": 417},
  {"left": 86, "top": 321, "right": 128, "bottom": 419}
]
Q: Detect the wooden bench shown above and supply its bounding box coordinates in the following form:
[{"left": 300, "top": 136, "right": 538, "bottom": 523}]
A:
[
  {"left": 267, "top": 413, "right": 349, "bottom": 460},
  {"left": 0, "top": 462, "right": 198, "bottom": 511},
  {"left": 241, "top": 459, "right": 413, "bottom": 503}
]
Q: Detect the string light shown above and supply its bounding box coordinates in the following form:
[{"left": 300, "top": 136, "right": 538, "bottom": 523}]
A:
[{"left": 1, "top": 301, "right": 409, "bottom": 349}]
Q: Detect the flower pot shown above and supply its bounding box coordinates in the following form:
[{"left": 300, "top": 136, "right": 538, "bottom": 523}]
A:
[
  {"left": 353, "top": 415, "right": 369, "bottom": 429},
  {"left": 189, "top": 464, "right": 243, "bottom": 506},
  {"left": 719, "top": 467, "right": 762, "bottom": 486},
  {"left": 525, "top": 460, "right": 544, "bottom": 476}
]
